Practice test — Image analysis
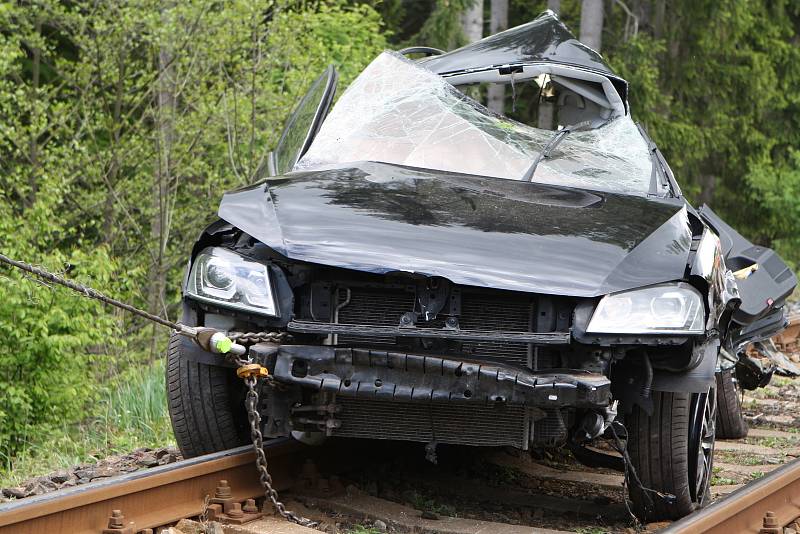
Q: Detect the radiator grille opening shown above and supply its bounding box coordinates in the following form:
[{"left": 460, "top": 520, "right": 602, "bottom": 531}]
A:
[
  {"left": 459, "top": 292, "right": 532, "bottom": 366},
  {"left": 336, "top": 287, "right": 413, "bottom": 345},
  {"left": 330, "top": 284, "right": 564, "bottom": 370}
]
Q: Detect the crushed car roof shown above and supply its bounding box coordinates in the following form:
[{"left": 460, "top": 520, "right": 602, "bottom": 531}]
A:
[{"left": 420, "top": 10, "right": 628, "bottom": 107}]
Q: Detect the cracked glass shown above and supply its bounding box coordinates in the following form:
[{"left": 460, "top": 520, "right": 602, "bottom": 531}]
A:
[{"left": 296, "top": 52, "right": 653, "bottom": 195}]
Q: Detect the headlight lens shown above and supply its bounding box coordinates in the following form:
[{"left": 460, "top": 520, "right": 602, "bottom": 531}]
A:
[
  {"left": 186, "top": 247, "right": 277, "bottom": 316},
  {"left": 587, "top": 282, "right": 704, "bottom": 334}
]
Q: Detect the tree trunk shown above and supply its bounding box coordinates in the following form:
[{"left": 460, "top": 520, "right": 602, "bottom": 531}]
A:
[
  {"left": 699, "top": 173, "right": 716, "bottom": 206},
  {"left": 460, "top": 0, "right": 483, "bottom": 44},
  {"left": 537, "top": 0, "right": 561, "bottom": 129},
  {"left": 579, "top": 0, "right": 604, "bottom": 52},
  {"left": 654, "top": 0, "right": 666, "bottom": 39},
  {"left": 26, "top": 17, "right": 42, "bottom": 209},
  {"left": 486, "top": 0, "right": 507, "bottom": 114},
  {"left": 149, "top": 8, "right": 176, "bottom": 359}
]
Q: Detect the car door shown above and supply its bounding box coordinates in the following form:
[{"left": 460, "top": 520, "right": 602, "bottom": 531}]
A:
[
  {"left": 698, "top": 205, "right": 797, "bottom": 343},
  {"left": 267, "top": 65, "right": 338, "bottom": 176}
]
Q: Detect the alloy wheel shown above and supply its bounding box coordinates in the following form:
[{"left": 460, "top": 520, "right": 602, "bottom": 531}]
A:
[{"left": 689, "top": 388, "right": 717, "bottom": 503}]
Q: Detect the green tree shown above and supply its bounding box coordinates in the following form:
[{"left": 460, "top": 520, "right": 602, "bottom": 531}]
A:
[{"left": 0, "top": 0, "right": 387, "bottom": 464}]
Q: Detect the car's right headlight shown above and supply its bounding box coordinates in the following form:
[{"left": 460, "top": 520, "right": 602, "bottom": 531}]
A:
[
  {"left": 586, "top": 282, "right": 705, "bottom": 335},
  {"left": 185, "top": 247, "right": 277, "bottom": 316}
]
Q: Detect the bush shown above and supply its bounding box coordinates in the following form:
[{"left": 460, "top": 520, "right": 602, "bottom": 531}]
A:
[
  {"left": 0, "top": 247, "right": 121, "bottom": 462},
  {"left": 0, "top": 360, "right": 172, "bottom": 486}
]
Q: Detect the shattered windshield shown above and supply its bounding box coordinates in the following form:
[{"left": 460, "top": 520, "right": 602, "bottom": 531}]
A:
[{"left": 296, "top": 52, "right": 653, "bottom": 196}]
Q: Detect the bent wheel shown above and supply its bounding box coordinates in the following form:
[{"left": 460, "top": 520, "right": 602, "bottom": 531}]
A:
[{"left": 626, "top": 385, "right": 717, "bottom": 521}]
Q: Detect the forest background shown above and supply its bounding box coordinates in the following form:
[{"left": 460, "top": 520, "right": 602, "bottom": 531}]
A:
[{"left": 1, "top": 0, "right": 798, "bottom": 481}]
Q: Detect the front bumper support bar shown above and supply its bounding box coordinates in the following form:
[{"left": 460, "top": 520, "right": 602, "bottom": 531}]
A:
[{"left": 255, "top": 344, "right": 610, "bottom": 409}]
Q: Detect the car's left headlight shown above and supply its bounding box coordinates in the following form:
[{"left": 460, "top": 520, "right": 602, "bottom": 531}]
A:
[
  {"left": 185, "top": 247, "right": 277, "bottom": 316},
  {"left": 586, "top": 282, "right": 705, "bottom": 335}
]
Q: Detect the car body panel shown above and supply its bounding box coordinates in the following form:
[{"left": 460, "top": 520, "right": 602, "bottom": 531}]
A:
[
  {"left": 698, "top": 205, "right": 797, "bottom": 346},
  {"left": 218, "top": 161, "right": 691, "bottom": 297}
]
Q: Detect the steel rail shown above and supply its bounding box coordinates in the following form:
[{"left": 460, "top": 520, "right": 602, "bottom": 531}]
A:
[
  {"left": 3, "top": 438, "right": 800, "bottom": 534},
  {"left": 0, "top": 441, "right": 301, "bottom": 534},
  {"left": 660, "top": 456, "right": 800, "bottom": 534}
]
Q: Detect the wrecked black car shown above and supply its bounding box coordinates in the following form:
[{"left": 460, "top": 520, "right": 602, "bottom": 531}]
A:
[{"left": 167, "top": 12, "right": 797, "bottom": 521}]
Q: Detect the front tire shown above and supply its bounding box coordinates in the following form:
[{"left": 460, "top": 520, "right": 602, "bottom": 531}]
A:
[
  {"left": 166, "top": 332, "right": 250, "bottom": 458},
  {"left": 715, "top": 369, "right": 748, "bottom": 439},
  {"left": 626, "top": 386, "right": 716, "bottom": 521}
]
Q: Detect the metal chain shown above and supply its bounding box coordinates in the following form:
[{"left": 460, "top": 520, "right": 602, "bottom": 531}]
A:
[
  {"left": 228, "top": 331, "right": 293, "bottom": 345},
  {"left": 0, "top": 253, "right": 182, "bottom": 331},
  {"left": 0, "top": 253, "right": 313, "bottom": 527},
  {"left": 243, "top": 375, "right": 318, "bottom": 528}
]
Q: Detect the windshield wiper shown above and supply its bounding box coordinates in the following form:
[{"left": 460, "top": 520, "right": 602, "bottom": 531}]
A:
[
  {"left": 636, "top": 122, "right": 677, "bottom": 197},
  {"left": 520, "top": 120, "right": 594, "bottom": 183}
]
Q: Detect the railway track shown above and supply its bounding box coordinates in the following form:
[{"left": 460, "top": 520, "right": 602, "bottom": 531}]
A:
[
  {"left": 663, "top": 457, "right": 800, "bottom": 534},
  {"left": 3, "top": 369, "right": 800, "bottom": 534},
  {"left": 0, "top": 442, "right": 299, "bottom": 534},
  {"left": 1, "top": 433, "right": 800, "bottom": 534}
]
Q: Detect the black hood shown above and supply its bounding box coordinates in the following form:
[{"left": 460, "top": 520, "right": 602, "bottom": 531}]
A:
[{"left": 218, "top": 162, "right": 691, "bottom": 298}]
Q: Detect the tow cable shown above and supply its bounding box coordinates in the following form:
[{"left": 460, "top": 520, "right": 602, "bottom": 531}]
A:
[{"left": 0, "top": 253, "right": 318, "bottom": 528}]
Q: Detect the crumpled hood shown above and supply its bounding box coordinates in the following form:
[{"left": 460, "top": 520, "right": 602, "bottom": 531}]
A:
[{"left": 219, "top": 162, "right": 692, "bottom": 297}]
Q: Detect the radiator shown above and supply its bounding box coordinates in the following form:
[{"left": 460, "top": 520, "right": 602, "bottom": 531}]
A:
[
  {"left": 334, "top": 397, "right": 530, "bottom": 449},
  {"left": 335, "top": 285, "right": 556, "bottom": 368},
  {"left": 332, "top": 397, "right": 570, "bottom": 449}
]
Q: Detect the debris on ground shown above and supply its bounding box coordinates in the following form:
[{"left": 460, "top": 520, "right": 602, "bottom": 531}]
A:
[
  {"left": 773, "top": 311, "right": 800, "bottom": 354},
  {"left": 753, "top": 339, "right": 800, "bottom": 376},
  {"left": 0, "top": 446, "right": 181, "bottom": 501}
]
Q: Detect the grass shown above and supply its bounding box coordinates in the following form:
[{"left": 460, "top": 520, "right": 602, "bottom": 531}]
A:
[
  {"left": 746, "top": 386, "right": 784, "bottom": 400},
  {"left": 346, "top": 526, "right": 383, "bottom": 534},
  {"left": 745, "top": 436, "right": 798, "bottom": 448},
  {"left": 770, "top": 376, "right": 796, "bottom": 388},
  {"left": 711, "top": 475, "right": 737, "bottom": 486},
  {"left": 0, "top": 359, "right": 174, "bottom": 487},
  {"left": 407, "top": 490, "right": 458, "bottom": 517},
  {"left": 742, "top": 398, "right": 763, "bottom": 410},
  {"left": 714, "top": 451, "right": 770, "bottom": 466},
  {"left": 476, "top": 461, "right": 524, "bottom": 485}
]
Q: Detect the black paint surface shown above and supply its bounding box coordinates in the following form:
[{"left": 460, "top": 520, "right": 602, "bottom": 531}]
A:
[{"left": 219, "top": 162, "right": 691, "bottom": 297}]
